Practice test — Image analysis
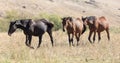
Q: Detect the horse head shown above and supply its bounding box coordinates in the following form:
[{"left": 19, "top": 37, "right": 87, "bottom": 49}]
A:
[
  {"left": 62, "top": 17, "right": 67, "bottom": 32},
  {"left": 82, "top": 16, "right": 88, "bottom": 25},
  {"left": 8, "top": 19, "right": 32, "bottom": 36},
  {"left": 8, "top": 21, "right": 17, "bottom": 36},
  {"left": 62, "top": 17, "right": 74, "bottom": 32}
]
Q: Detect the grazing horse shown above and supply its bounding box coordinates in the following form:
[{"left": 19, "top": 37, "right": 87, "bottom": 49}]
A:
[
  {"left": 82, "top": 16, "right": 110, "bottom": 43},
  {"left": 8, "top": 19, "right": 54, "bottom": 49},
  {"left": 62, "top": 17, "right": 86, "bottom": 46}
]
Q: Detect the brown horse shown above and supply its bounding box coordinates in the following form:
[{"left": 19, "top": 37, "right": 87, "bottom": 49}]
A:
[
  {"left": 82, "top": 16, "right": 110, "bottom": 43},
  {"left": 62, "top": 17, "right": 86, "bottom": 46}
]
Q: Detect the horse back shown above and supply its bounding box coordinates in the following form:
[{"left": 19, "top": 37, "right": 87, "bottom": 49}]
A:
[
  {"left": 75, "top": 18, "right": 83, "bottom": 27},
  {"left": 99, "top": 16, "right": 107, "bottom": 22},
  {"left": 34, "top": 19, "right": 54, "bottom": 28},
  {"left": 98, "top": 16, "right": 109, "bottom": 29},
  {"left": 73, "top": 18, "right": 83, "bottom": 33},
  {"left": 29, "top": 19, "right": 53, "bottom": 35}
]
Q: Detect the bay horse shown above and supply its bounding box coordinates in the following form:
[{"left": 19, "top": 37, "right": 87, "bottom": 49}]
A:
[
  {"left": 82, "top": 16, "right": 110, "bottom": 43},
  {"left": 62, "top": 17, "right": 86, "bottom": 46},
  {"left": 8, "top": 19, "right": 54, "bottom": 49}
]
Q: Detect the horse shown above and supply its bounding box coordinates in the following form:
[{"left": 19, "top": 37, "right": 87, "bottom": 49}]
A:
[
  {"left": 8, "top": 19, "right": 54, "bottom": 49},
  {"left": 62, "top": 17, "right": 86, "bottom": 46},
  {"left": 82, "top": 16, "right": 110, "bottom": 43}
]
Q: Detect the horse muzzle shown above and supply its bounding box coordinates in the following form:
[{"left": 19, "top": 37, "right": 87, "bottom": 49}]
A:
[
  {"left": 63, "top": 29, "right": 65, "bottom": 32},
  {"left": 8, "top": 33, "right": 11, "bottom": 36}
]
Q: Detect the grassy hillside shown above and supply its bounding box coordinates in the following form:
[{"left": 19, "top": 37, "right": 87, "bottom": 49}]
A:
[{"left": 0, "top": 0, "right": 120, "bottom": 32}]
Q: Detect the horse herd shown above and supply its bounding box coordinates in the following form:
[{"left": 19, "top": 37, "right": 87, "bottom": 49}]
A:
[{"left": 8, "top": 16, "right": 110, "bottom": 49}]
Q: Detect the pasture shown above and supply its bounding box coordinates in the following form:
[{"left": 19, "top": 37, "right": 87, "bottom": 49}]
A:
[
  {"left": 0, "top": 0, "right": 120, "bottom": 63},
  {"left": 0, "top": 28, "right": 120, "bottom": 63}
]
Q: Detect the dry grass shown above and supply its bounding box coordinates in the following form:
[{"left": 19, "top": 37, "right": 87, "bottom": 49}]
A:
[
  {"left": 0, "top": 29, "right": 120, "bottom": 63},
  {"left": 0, "top": 0, "right": 120, "bottom": 63}
]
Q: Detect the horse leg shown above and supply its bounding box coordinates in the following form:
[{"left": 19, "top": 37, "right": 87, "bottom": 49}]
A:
[
  {"left": 25, "top": 35, "right": 29, "bottom": 46},
  {"left": 37, "top": 35, "right": 43, "bottom": 48},
  {"left": 88, "top": 31, "right": 93, "bottom": 43},
  {"left": 93, "top": 31, "right": 97, "bottom": 43},
  {"left": 71, "top": 33, "right": 74, "bottom": 46},
  {"left": 106, "top": 29, "right": 110, "bottom": 41},
  {"left": 98, "top": 32, "right": 101, "bottom": 42},
  {"left": 47, "top": 30, "right": 54, "bottom": 46},
  {"left": 68, "top": 33, "right": 71, "bottom": 46},
  {"left": 25, "top": 35, "right": 34, "bottom": 49},
  {"left": 28, "top": 35, "right": 34, "bottom": 49},
  {"left": 76, "top": 33, "right": 80, "bottom": 46},
  {"left": 78, "top": 33, "right": 81, "bottom": 46}
]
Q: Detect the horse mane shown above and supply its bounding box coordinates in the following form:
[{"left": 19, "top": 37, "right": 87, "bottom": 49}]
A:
[
  {"left": 87, "top": 16, "right": 96, "bottom": 21},
  {"left": 14, "top": 19, "right": 32, "bottom": 28},
  {"left": 62, "top": 17, "right": 73, "bottom": 22},
  {"left": 67, "top": 17, "right": 73, "bottom": 21}
]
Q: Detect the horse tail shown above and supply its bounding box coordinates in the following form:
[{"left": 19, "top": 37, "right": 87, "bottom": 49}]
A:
[
  {"left": 41, "top": 19, "right": 54, "bottom": 29},
  {"left": 47, "top": 23, "right": 54, "bottom": 29},
  {"left": 82, "top": 24, "right": 86, "bottom": 34}
]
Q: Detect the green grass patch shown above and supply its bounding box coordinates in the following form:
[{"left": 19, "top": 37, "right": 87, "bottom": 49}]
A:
[
  {"left": 38, "top": 12, "right": 62, "bottom": 31},
  {"left": 0, "top": 10, "right": 62, "bottom": 32},
  {"left": 110, "top": 27, "right": 120, "bottom": 33}
]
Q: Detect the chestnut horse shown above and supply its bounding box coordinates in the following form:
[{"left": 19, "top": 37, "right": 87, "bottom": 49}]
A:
[
  {"left": 62, "top": 17, "right": 86, "bottom": 46},
  {"left": 82, "top": 16, "right": 110, "bottom": 43}
]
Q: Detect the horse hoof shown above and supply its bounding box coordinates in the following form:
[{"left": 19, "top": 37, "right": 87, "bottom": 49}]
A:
[
  {"left": 37, "top": 46, "right": 40, "bottom": 48},
  {"left": 90, "top": 41, "right": 93, "bottom": 44},
  {"left": 52, "top": 44, "right": 54, "bottom": 47},
  {"left": 30, "top": 47, "right": 34, "bottom": 49},
  {"left": 72, "top": 44, "right": 75, "bottom": 47},
  {"left": 76, "top": 44, "right": 79, "bottom": 46}
]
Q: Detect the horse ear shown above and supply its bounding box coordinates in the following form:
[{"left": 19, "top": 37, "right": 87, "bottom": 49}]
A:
[
  {"left": 81, "top": 16, "right": 84, "bottom": 20},
  {"left": 10, "top": 21, "right": 14, "bottom": 24},
  {"left": 10, "top": 21, "right": 12, "bottom": 23},
  {"left": 82, "top": 16, "right": 83, "bottom": 18},
  {"left": 69, "top": 17, "right": 73, "bottom": 21},
  {"left": 81, "top": 16, "right": 87, "bottom": 21}
]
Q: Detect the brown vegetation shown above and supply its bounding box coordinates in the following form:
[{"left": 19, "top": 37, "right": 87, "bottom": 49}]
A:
[
  {"left": 0, "top": 29, "right": 120, "bottom": 63},
  {"left": 0, "top": 0, "right": 120, "bottom": 63}
]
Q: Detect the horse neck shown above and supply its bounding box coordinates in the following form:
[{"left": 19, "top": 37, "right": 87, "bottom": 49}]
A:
[
  {"left": 66, "top": 21, "right": 73, "bottom": 27},
  {"left": 18, "top": 26, "right": 28, "bottom": 32}
]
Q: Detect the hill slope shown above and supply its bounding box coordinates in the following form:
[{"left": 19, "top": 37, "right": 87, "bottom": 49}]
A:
[{"left": 0, "top": 0, "right": 120, "bottom": 26}]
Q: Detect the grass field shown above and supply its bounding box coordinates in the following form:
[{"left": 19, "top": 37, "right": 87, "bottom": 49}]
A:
[
  {"left": 0, "top": 0, "right": 120, "bottom": 63},
  {"left": 0, "top": 28, "right": 120, "bottom": 63}
]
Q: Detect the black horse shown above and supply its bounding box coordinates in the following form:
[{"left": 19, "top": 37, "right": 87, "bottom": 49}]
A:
[{"left": 8, "top": 19, "right": 54, "bottom": 49}]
